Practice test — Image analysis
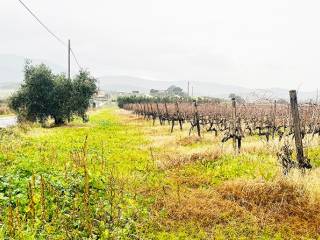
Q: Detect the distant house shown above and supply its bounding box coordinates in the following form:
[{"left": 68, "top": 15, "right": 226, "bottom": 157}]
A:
[
  {"left": 91, "top": 90, "right": 109, "bottom": 108},
  {"left": 150, "top": 89, "right": 166, "bottom": 97},
  {"left": 107, "top": 91, "right": 149, "bottom": 102},
  {"left": 95, "top": 90, "right": 106, "bottom": 98}
]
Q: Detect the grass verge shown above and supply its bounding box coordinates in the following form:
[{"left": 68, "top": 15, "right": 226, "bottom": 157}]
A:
[{"left": 0, "top": 107, "right": 320, "bottom": 239}]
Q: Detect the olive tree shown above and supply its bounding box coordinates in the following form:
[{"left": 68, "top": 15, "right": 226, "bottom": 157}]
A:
[{"left": 9, "top": 62, "right": 97, "bottom": 125}]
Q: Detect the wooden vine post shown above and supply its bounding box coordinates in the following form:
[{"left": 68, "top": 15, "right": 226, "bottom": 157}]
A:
[
  {"left": 289, "top": 90, "right": 305, "bottom": 168},
  {"left": 193, "top": 100, "right": 201, "bottom": 137},
  {"left": 156, "top": 102, "right": 162, "bottom": 125},
  {"left": 149, "top": 103, "right": 156, "bottom": 125},
  {"left": 138, "top": 103, "right": 142, "bottom": 116},
  {"left": 175, "top": 102, "right": 183, "bottom": 131},
  {"left": 164, "top": 102, "right": 169, "bottom": 124},
  {"left": 143, "top": 104, "right": 146, "bottom": 118},
  {"left": 231, "top": 98, "right": 237, "bottom": 154},
  {"left": 272, "top": 100, "right": 277, "bottom": 139}
]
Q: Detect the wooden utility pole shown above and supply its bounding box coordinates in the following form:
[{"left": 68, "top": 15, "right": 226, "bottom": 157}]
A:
[
  {"left": 68, "top": 39, "right": 71, "bottom": 80},
  {"left": 289, "top": 90, "right": 305, "bottom": 168}
]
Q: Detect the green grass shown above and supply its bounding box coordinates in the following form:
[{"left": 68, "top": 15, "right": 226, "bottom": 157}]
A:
[
  {"left": 176, "top": 153, "right": 278, "bottom": 187},
  {"left": 0, "top": 108, "right": 161, "bottom": 239},
  {"left": 0, "top": 107, "right": 319, "bottom": 239}
]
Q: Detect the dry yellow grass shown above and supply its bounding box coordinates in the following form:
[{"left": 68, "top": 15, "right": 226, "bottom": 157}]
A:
[
  {"left": 217, "top": 179, "right": 320, "bottom": 237},
  {"left": 151, "top": 179, "right": 320, "bottom": 238},
  {"left": 118, "top": 109, "right": 320, "bottom": 238},
  {"left": 0, "top": 104, "right": 11, "bottom": 115},
  {"left": 287, "top": 168, "right": 320, "bottom": 202},
  {"left": 153, "top": 187, "right": 248, "bottom": 228},
  {"left": 155, "top": 148, "right": 222, "bottom": 170}
]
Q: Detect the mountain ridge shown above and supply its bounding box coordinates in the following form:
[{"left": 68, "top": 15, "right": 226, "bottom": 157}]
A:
[
  {"left": 0, "top": 54, "right": 66, "bottom": 90},
  {"left": 0, "top": 55, "right": 318, "bottom": 101},
  {"left": 98, "top": 75, "right": 318, "bottom": 101}
]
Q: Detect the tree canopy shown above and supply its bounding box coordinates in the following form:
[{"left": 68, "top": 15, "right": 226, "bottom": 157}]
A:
[
  {"left": 149, "top": 85, "right": 187, "bottom": 98},
  {"left": 228, "top": 93, "right": 245, "bottom": 104},
  {"left": 9, "top": 62, "right": 97, "bottom": 125}
]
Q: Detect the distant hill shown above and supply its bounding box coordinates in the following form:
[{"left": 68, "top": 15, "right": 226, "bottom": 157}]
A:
[
  {"left": 98, "top": 75, "right": 318, "bottom": 101},
  {"left": 98, "top": 75, "right": 249, "bottom": 97},
  {"left": 0, "top": 55, "right": 317, "bottom": 101},
  {"left": 0, "top": 54, "right": 66, "bottom": 90}
]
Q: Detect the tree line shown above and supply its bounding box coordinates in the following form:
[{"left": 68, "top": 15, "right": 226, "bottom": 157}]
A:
[{"left": 9, "top": 61, "right": 97, "bottom": 125}]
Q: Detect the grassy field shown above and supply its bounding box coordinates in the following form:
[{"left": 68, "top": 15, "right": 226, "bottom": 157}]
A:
[{"left": 1, "top": 107, "right": 320, "bottom": 239}]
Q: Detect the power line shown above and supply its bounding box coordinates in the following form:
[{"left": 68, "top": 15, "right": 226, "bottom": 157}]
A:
[
  {"left": 17, "top": 0, "right": 65, "bottom": 46},
  {"left": 70, "top": 48, "right": 82, "bottom": 69},
  {"left": 17, "top": 0, "right": 82, "bottom": 69}
]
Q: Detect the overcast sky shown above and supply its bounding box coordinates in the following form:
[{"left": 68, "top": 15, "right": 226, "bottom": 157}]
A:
[{"left": 1, "top": 0, "right": 320, "bottom": 91}]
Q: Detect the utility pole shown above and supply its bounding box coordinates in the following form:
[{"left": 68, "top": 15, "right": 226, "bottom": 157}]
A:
[
  {"left": 187, "top": 81, "right": 190, "bottom": 97},
  {"left": 192, "top": 86, "right": 194, "bottom": 97},
  {"left": 68, "top": 39, "right": 71, "bottom": 80}
]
